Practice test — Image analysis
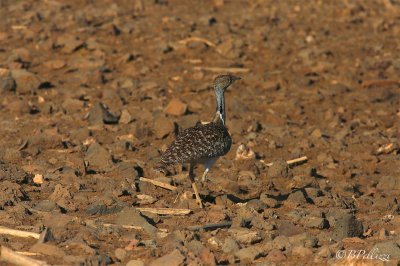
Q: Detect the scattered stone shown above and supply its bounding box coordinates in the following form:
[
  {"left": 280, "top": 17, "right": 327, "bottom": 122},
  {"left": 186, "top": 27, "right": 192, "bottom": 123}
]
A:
[
  {"left": 137, "top": 194, "right": 157, "bottom": 205},
  {"left": 44, "top": 59, "right": 66, "bottom": 70},
  {"left": 291, "top": 245, "right": 313, "bottom": 257},
  {"left": 127, "top": 260, "right": 145, "bottom": 266},
  {"left": 87, "top": 102, "right": 119, "bottom": 125},
  {"left": 117, "top": 162, "right": 139, "bottom": 180},
  {"left": 0, "top": 162, "right": 30, "bottom": 184},
  {"left": 304, "top": 217, "right": 329, "bottom": 229},
  {"left": 154, "top": 117, "right": 175, "bottom": 139},
  {"left": 34, "top": 200, "right": 59, "bottom": 212},
  {"left": 84, "top": 142, "right": 113, "bottom": 173},
  {"left": 0, "top": 68, "right": 16, "bottom": 92},
  {"left": 165, "top": 98, "right": 187, "bottom": 116},
  {"left": 285, "top": 190, "right": 308, "bottom": 207},
  {"left": 0, "top": 181, "right": 28, "bottom": 209},
  {"left": 288, "top": 233, "right": 318, "bottom": 248},
  {"left": 277, "top": 220, "right": 304, "bottom": 237},
  {"left": 265, "top": 249, "right": 287, "bottom": 262},
  {"left": 372, "top": 241, "right": 400, "bottom": 260},
  {"left": 114, "top": 248, "right": 127, "bottom": 261},
  {"left": 11, "top": 69, "right": 43, "bottom": 94},
  {"left": 216, "top": 38, "right": 244, "bottom": 59},
  {"left": 331, "top": 213, "right": 363, "bottom": 241},
  {"left": 235, "top": 246, "right": 264, "bottom": 262},
  {"left": 272, "top": 235, "right": 291, "bottom": 250},
  {"left": 260, "top": 193, "right": 279, "bottom": 208},
  {"left": 222, "top": 237, "right": 239, "bottom": 253},
  {"left": 229, "top": 228, "right": 263, "bottom": 245},
  {"left": 268, "top": 159, "right": 289, "bottom": 178},
  {"left": 149, "top": 249, "right": 185, "bottom": 266},
  {"left": 30, "top": 243, "right": 66, "bottom": 258},
  {"left": 178, "top": 113, "right": 200, "bottom": 129},
  {"left": 55, "top": 34, "right": 85, "bottom": 53},
  {"left": 317, "top": 246, "right": 332, "bottom": 258},
  {"left": 376, "top": 176, "right": 400, "bottom": 191},
  {"left": 116, "top": 208, "right": 157, "bottom": 236},
  {"left": 62, "top": 98, "right": 84, "bottom": 114},
  {"left": 119, "top": 109, "right": 132, "bottom": 124}
]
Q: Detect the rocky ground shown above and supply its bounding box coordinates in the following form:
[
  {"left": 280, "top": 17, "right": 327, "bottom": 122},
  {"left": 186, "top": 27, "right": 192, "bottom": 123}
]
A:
[{"left": 0, "top": 0, "right": 399, "bottom": 265}]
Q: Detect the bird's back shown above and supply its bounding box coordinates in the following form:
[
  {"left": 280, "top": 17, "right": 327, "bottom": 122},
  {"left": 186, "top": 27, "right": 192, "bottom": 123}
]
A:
[{"left": 158, "top": 120, "right": 231, "bottom": 168}]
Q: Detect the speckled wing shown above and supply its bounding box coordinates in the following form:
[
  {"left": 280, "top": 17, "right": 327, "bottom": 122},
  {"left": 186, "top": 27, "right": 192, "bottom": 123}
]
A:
[{"left": 159, "top": 122, "right": 232, "bottom": 166}]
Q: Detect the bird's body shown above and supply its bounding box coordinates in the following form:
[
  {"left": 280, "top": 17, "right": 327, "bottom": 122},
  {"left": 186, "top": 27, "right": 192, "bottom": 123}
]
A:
[
  {"left": 156, "top": 74, "right": 240, "bottom": 208},
  {"left": 157, "top": 118, "right": 231, "bottom": 169}
]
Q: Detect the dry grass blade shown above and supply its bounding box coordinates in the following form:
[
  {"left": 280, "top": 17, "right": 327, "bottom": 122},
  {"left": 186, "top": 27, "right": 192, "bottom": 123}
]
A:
[
  {"left": 261, "top": 156, "right": 308, "bottom": 167},
  {"left": 1, "top": 246, "right": 48, "bottom": 266},
  {"left": 178, "top": 37, "right": 216, "bottom": 47},
  {"left": 139, "top": 177, "right": 177, "bottom": 191},
  {"left": 136, "top": 207, "right": 191, "bottom": 216},
  {"left": 103, "top": 223, "right": 143, "bottom": 230},
  {"left": 0, "top": 226, "right": 40, "bottom": 239},
  {"left": 187, "top": 221, "right": 232, "bottom": 231},
  {"left": 193, "top": 66, "right": 250, "bottom": 73}
]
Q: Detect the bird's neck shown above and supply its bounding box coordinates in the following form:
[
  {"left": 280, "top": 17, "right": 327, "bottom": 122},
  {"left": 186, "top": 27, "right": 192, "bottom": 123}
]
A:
[{"left": 213, "top": 91, "right": 226, "bottom": 125}]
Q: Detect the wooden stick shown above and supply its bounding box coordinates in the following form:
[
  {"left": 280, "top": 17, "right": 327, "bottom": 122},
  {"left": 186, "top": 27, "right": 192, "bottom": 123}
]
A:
[
  {"left": 362, "top": 79, "right": 399, "bottom": 88},
  {"left": 178, "top": 37, "right": 216, "bottom": 47},
  {"left": 103, "top": 223, "right": 143, "bottom": 230},
  {"left": 193, "top": 66, "right": 250, "bottom": 73},
  {"left": 1, "top": 246, "right": 48, "bottom": 266},
  {"left": 261, "top": 156, "right": 308, "bottom": 167},
  {"left": 139, "top": 177, "right": 177, "bottom": 191},
  {"left": 187, "top": 221, "right": 232, "bottom": 231},
  {"left": 15, "top": 251, "right": 40, "bottom": 256},
  {"left": 136, "top": 207, "right": 191, "bottom": 216},
  {"left": 11, "top": 25, "right": 27, "bottom": 30},
  {"left": 0, "top": 226, "right": 40, "bottom": 239}
]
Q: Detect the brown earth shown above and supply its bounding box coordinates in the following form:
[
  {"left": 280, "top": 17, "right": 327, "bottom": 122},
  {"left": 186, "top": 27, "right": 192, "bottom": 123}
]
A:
[{"left": 0, "top": 0, "right": 399, "bottom": 265}]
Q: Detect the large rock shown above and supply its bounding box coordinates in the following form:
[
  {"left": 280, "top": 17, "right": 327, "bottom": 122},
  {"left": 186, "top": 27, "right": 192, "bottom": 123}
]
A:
[
  {"left": 330, "top": 212, "right": 363, "bottom": 241},
  {"left": 149, "top": 249, "right": 185, "bottom": 266},
  {"left": 154, "top": 117, "right": 175, "bottom": 139},
  {"left": 377, "top": 176, "right": 400, "bottom": 191},
  {"left": 11, "top": 69, "right": 43, "bottom": 94},
  {"left": 372, "top": 241, "right": 400, "bottom": 260},
  {"left": 116, "top": 208, "right": 157, "bottom": 236},
  {"left": 87, "top": 102, "right": 119, "bottom": 125},
  {"left": 84, "top": 143, "right": 113, "bottom": 173},
  {"left": 165, "top": 98, "right": 187, "bottom": 116},
  {"left": 0, "top": 68, "right": 16, "bottom": 92}
]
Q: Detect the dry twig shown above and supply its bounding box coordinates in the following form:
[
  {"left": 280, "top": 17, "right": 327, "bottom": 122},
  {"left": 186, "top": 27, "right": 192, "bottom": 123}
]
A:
[
  {"left": 139, "top": 177, "right": 177, "bottom": 191},
  {"left": 0, "top": 226, "right": 40, "bottom": 239},
  {"left": 103, "top": 223, "right": 143, "bottom": 230},
  {"left": 1, "top": 246, "right": 48, "bottom": 266},
  {"left": 193, "top": 66, "right": 250, "bottom": 73},
  {"left": 187, "top": 221, "right": 232, "bottom": 231},
  {"left": 136, "top": 207, "right": 191, "bottom": 216},
  {"left": 261, "top": 156, "right": 308, "bottom": 167},
  {"left": 178, "top": 37, "right": 216, "bottom": 47}
]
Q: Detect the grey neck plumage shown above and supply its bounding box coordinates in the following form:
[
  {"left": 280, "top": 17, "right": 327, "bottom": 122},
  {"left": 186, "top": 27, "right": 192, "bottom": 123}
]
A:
[{"left": 214, "top": 89, "right": 226, "bottom": 125}]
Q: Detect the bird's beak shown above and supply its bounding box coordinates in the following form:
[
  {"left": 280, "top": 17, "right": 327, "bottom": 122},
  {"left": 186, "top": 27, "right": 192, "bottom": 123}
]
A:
[{"left": 232, "top": 76, "right": 241, "bottom": 82}]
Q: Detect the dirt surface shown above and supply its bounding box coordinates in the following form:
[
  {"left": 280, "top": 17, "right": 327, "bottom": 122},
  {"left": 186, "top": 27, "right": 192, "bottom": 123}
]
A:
[{"left": 0, "top": 0, "right": 400, "bottom": 265}]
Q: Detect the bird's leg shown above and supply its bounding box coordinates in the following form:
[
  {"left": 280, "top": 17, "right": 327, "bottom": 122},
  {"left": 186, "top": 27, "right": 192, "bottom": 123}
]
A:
[
  {"left": 189, "top": 163, "right": 203, "bottom": 208},
  {"left": 201, "top": 168, "right": 209, "bottom": 182}
]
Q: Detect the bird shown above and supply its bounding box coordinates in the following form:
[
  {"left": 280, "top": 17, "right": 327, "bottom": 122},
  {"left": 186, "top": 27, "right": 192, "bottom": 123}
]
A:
[{"left": 155, "top": 74, "right": 241, "bottom": 208}]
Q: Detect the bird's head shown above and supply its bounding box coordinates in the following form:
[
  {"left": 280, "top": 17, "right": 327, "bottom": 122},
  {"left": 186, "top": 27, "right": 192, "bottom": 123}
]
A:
[{"left": 213, "top": 74, "right": 241, "bottom": 94}]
